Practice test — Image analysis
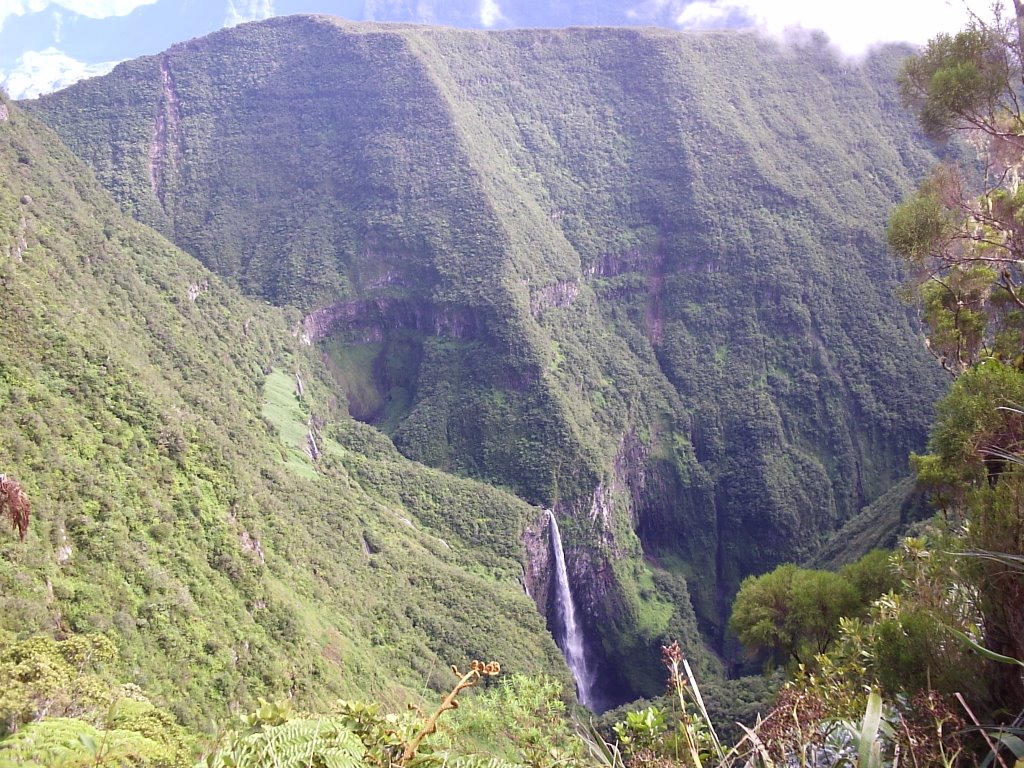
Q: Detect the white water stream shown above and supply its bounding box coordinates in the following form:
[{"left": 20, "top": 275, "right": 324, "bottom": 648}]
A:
[{"left": 547, "top": 510, "right": 597, "bottom": 709}]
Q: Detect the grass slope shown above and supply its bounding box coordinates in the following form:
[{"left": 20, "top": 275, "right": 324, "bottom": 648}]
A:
[{"left": 0, "top": 95, "right": 570, "bottom": 727}]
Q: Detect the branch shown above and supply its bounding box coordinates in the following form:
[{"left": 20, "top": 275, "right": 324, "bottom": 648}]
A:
[
  {"left": 956, "top": 692, "right": 1012, "bottom": 768},
  {"left": 402, "top": 661, "right": 500, "bottom": 763}
]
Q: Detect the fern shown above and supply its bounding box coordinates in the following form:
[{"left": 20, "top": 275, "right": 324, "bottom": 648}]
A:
[
  {"left": 435, "top": 755, "right": 523, "bottom": 768},
  {"left": 204, "top": 716, "right": 364, "bottom": 768},
  {"left": 0, "top": 716, "right": 177, "bottom": 767}
]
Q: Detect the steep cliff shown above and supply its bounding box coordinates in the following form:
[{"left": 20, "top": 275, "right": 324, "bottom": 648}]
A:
[{"left": 25, "top": 18, "right": 948, "bottom": 699}]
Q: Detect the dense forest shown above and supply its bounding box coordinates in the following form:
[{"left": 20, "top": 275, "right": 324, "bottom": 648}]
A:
[
  {"left": 2, "top": 7, "right": 1023, "bottom": 768},
  {"left": 0, "top": 89, "right": 572, "bottom": 724},
  {"left": 26, "top": 18, "right": 948, "bottom": 698}
]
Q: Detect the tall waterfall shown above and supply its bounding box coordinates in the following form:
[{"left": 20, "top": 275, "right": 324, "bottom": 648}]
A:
[{"left": 547, "top": 510, "right": 597, "bottom": 709}]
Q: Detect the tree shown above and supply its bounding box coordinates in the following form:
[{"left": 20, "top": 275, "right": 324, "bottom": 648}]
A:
[
  {"left": 889, "top": 3, "right": 1024, "bottom": 374},
  {"left": 911, "top": 362, "right": 1024, "bottom": 707},
  {"left": 729, "top": 564, "right": 860, "bottom": 667},
  {"left": 888, "top": 1, "right": 1024, "bottom": 711},
  {"left": 0, "top": 634, "right": 117, "bottom": 736},
  {"left": 838, "top": 549, "right": 901, "bottom": 604}
]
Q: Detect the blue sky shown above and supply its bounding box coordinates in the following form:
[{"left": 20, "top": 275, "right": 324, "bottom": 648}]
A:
[
  {"left": 0, "top": 1, "right": 358, "bottom": 97},
  {"left": 0, "top": 0, "right": 977, "bottom": 100}
]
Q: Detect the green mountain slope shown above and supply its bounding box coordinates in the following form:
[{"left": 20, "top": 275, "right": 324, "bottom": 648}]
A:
[
  {"left": 804, "top": 476, "right": 932, "bottom": 569},
  {"left": 25, "top": 18, "right": 948, "bottom": 698},
  {"left": 0, "top": 94, "right": 571, "bottom": 726}
]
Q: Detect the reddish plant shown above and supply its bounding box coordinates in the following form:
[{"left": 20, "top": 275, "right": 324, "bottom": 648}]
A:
[{"left": 0, "top": 474, "right": 30, "bottom": 540}]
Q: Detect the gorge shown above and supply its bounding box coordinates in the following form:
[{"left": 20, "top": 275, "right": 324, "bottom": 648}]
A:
[{"left": 1, "top": 14, "right": 952, "bottom": 721}]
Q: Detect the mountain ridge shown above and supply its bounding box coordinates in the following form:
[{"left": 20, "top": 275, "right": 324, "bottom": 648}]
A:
[{"left": 23, "top": 17, "right": 948, "bottom": 699}]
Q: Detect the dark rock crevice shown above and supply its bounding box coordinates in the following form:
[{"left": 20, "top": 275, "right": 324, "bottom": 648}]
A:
[{"left": 303, "top": 297, "right": 486, "bottom": 345}]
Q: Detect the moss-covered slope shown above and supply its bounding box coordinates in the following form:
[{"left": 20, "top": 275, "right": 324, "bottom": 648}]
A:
[
  {"left": 25, "top": 18, "right": 948, "bottom": 696},
  {"left": 0, "top": 95, "right": 570, "bottom": 727}
]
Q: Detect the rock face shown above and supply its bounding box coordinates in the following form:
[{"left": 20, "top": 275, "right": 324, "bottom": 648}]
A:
[
  {"left": 28, "top": 17, "right": 948, "bottom": 700},
  {"left": 521, "top": 510, "right": 553, "bottom": 612},
  {"left": 303, "top": 298, "right": 485, "bottom": 344}
]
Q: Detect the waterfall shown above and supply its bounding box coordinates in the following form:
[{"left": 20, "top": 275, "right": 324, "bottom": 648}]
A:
[{"left": 547, "top": 510, "right": 597, "bottom": 709}]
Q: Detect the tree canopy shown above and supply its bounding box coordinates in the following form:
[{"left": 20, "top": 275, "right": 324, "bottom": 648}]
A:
[
  {"left": 888, "top": 0, "right": 1024, "bottom": 710},
  {"left": 889, "top": 2, "right": 1024, "bottom": 375},
  {"left": 728, "top": 555, "right": 897, "bottom": 667}
]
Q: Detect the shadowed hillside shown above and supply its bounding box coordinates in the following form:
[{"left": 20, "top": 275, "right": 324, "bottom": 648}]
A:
[{"left": 26, "top": 17, "right": 947, "bottom": 700}]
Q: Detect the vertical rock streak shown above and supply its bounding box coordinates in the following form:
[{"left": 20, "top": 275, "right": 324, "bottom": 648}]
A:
[
  {"left": 149, "top": 56, "right": 181, "bottom": 205},
  {"left": 547, "top": 510, "right": 596, "bottom": 709}
]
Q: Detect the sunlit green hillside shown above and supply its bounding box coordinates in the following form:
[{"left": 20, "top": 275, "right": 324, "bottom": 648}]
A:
[{"left": 0, "top": 95, "right": 571, "bottom": 727}]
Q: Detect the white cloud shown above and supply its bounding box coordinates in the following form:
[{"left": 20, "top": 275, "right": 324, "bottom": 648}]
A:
[
  {"left": 0, "top": 46, "right": 119, "bottom": 99},
  {"left": 0, "top": 0, "right": 157, "bottom": 32},
  {"left": 0, "top": 1, "right": 45, "bottom": 32},
  {"left": 53, "top": 0, "right": 155, "bottom": 15},
  {"left": 224, "top": 0, "right": 274, "bottom": 27},
  {"left": 479, "top": 0, "right": 505, "bottom": 28},
  {"left": 752, "top": 0, "right": 974, "bottom": 54},
  {"left": 675, "top": 0, "right": 745, "bottom": 27},
  {"left": 628, "top": 0, "right": 985, "bottom": 56}
]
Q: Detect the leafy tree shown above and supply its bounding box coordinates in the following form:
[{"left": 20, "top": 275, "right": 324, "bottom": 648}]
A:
[
  {"left": 838, "top": 550, "right": 900, "bottom": 604},
  {"left": 0, "top": 634, "right": 117, "bottom": 736},
  {"left": 0, "top": 634, "right": 195, "bottom": 766},
  {"left": 0, "top": 717, "right": 180, "bottom": 767},
  {"left": 910, "top": 363, "right": 1024, "bottom": 707},
  {"left": 787, "top": 535, "right": 985, "bottom": 768},
  {"left": 728, "top": 564, "right": 860, "bottom": 667},
  {"left": 889, "top": 1, "right": 1024, "bottom": 710},
  {"left": 889, "top": 3, "right": 1024, "bottom": 374}
]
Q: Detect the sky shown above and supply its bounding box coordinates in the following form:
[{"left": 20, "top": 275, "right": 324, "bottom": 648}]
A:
[{"left": 0, "top": 0, "right": 982, "bottom": 100}]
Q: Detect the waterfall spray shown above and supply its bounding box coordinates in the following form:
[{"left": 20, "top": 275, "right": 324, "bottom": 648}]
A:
[{"left": 547, "top": 510, "right": 597, "bottom": 709}]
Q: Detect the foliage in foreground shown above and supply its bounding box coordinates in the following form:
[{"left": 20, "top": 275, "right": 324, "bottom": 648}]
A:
[
  {"left": 1, "top": 625, "right": 1016, "bottom": 768},
  {"left": 0, "top": 633, "right": 195, "bottom": 766},
  {"left": 586, "top": 639, "right": 972, "bottom": 768},
  {"left": 887, "top": 0, "right": 1024, "bottom": 715},
  {"left": 202, "top": 662, "right": 503, "bottom": 768}
]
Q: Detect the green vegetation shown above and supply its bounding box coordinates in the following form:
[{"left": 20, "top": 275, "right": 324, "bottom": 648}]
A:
[
  {"left": 10, "top": 9, "right": 1024, "bottom": 766},
  {"left": 0, "top": 633, "right": 196, "bottom": 766},
  {"left": 25, "top": 19, "right": 949, "bottom": 690},
  {"left": 884, "top": 2, "right": 1024, "bottom": 714},
  {"left": 0, "top": 94, "right": 569, "bottom": 736},
  {"left": 715, "top": 9, "right": 1024, "bottom": 761},
  {"left": 729, "top": 551, "right": 898, "bottom": 668}
]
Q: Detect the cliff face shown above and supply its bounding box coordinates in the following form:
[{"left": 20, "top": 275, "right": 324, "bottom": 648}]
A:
[{"left": 27, "top": 17, "right": 948, "bottom": 699}]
